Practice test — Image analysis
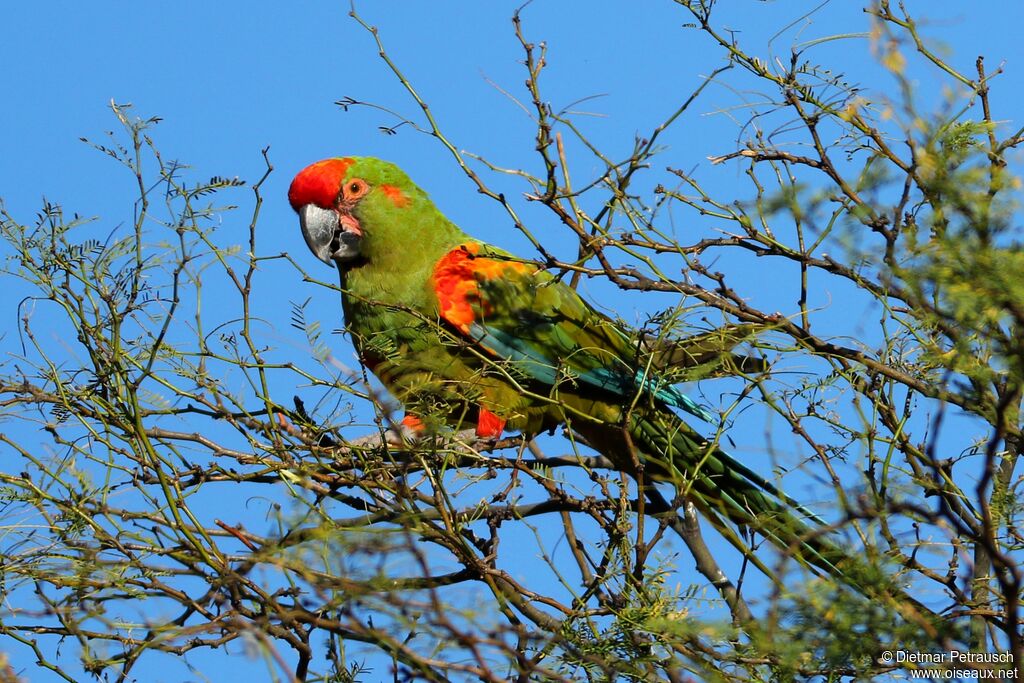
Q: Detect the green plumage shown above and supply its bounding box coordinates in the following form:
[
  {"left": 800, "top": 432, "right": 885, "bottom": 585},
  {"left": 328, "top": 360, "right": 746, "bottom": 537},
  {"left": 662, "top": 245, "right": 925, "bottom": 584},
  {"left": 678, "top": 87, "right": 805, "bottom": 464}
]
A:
[{"left": 292, "top": 157, "right": 940, "bottom": 625}]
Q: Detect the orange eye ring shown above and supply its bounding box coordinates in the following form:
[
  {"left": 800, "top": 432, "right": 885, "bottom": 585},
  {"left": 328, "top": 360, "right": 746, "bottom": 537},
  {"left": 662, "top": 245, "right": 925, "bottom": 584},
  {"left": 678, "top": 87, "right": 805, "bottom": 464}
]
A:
[{"left": 343, "top": 178, "right": 369, "bottom": 201}]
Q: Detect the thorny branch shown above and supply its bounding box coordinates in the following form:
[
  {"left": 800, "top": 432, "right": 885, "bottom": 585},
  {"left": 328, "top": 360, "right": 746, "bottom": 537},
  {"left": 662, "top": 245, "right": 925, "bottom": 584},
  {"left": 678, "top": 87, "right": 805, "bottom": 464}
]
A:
[{"left": 1, "top": 2, "right": 1022, "bottom": 681}]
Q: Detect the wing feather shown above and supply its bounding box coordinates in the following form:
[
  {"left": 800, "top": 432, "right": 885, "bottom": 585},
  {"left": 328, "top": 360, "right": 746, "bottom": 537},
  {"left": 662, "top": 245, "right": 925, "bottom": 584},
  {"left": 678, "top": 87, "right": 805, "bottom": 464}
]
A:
[{"left": 431, "top": 243, "right": 714, "bottom": 422}]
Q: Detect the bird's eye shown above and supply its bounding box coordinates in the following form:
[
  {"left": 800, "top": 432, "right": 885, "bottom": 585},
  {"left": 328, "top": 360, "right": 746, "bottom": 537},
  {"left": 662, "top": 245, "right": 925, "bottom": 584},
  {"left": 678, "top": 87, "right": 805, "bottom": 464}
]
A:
[{"left": 344, "top": 179, "right": 368, "bottom": 200}]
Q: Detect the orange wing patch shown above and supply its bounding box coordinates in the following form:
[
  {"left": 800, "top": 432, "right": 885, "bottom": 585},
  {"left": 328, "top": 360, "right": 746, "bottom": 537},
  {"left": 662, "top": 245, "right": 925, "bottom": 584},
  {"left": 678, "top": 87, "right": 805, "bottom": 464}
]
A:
[
  {"left": 379, "top": 184, "right": 411, "bottom": 208},
  {"left": 432, "top": 243, "right": 530, "bottom": 333}
]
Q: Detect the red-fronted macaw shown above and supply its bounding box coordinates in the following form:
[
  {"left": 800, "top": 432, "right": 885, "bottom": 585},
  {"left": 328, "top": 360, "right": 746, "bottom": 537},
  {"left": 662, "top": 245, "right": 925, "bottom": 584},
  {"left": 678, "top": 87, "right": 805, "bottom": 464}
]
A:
[{"left": 287, "top": 156, "right": 934, "bottom": 614}]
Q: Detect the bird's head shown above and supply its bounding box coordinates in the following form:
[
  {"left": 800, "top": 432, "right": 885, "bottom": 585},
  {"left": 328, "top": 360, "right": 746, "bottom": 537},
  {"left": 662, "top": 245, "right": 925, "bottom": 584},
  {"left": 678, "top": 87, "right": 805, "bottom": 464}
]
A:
[{"left": 288, "top": 156, "right": 427, "bottom": 268}]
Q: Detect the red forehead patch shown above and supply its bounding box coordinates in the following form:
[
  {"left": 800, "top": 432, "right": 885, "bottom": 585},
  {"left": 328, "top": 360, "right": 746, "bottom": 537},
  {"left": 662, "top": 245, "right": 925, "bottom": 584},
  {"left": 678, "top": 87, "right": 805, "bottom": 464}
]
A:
[{"left": 287, "top": 158, "right": 354, "bottom": 211}]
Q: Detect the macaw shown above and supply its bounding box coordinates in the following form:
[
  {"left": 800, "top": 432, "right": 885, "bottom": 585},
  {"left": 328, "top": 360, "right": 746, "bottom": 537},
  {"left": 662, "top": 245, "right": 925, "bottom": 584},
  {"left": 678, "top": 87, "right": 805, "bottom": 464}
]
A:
[{"left": 287, "top": 156, "right": 927, "bottom": 608}]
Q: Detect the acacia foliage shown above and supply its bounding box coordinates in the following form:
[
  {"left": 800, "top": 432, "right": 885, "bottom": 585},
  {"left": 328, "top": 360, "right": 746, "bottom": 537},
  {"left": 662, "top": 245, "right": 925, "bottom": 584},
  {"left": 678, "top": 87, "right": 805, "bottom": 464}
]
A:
[{"left": 0, "top": 2, "right": 1021, "bottom": 681}]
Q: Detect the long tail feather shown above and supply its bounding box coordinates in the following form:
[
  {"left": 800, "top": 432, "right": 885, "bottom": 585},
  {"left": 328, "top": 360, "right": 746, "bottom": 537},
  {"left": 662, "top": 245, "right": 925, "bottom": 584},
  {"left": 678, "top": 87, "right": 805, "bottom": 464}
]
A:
[
  {"left": 579, "top": 409, "right": 948, "bottom": 631},
  {"left": 631, "top": 411, "right": 846, "bottom": 576}
]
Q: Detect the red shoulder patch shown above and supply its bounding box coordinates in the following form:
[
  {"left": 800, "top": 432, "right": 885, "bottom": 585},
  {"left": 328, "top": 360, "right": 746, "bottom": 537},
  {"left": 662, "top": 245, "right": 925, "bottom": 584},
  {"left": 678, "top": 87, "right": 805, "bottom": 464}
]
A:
[
  {"left": 288, "top": 158, "right": 354, "bottom": 211},
  {"left": 431, "top": 244, "right": 530, "bottom": 332},
  {"left": 379, "top": 184, "right": 411, "bottom": 208}
]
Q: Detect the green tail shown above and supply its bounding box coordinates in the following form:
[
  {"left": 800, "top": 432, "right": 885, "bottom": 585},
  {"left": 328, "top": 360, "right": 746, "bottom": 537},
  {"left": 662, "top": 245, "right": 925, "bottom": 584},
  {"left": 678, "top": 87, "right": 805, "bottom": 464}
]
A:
[
  {"left": 579, "top": 409, "right": 945, "bottom": 629},
  {"left": 629, "top": 410, "right": 844, "bottom": 578}
]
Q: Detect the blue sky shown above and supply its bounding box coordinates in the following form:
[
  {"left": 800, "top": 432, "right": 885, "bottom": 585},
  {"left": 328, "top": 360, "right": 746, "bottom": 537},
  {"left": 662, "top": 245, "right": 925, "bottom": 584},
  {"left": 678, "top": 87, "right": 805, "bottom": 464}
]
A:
[{"left": 3, "top": 1, "right": 1023, "bottom": 681}]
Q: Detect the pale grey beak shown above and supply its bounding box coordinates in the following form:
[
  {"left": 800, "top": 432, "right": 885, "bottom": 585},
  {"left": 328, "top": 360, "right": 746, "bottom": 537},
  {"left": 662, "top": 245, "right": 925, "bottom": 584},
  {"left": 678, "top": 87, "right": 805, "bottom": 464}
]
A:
[{"left": 298, "top": 204, "right": 362, "bottom": 266}]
